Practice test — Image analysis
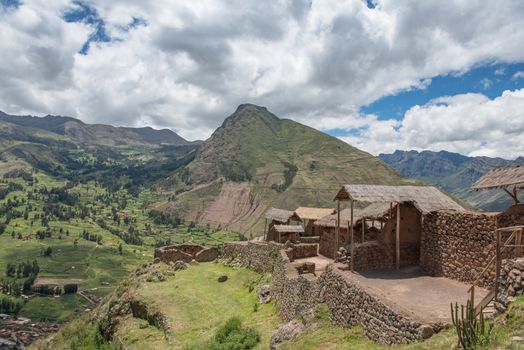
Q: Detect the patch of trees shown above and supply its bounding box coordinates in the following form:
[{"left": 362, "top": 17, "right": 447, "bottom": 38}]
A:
[
  {"left": 5, "top": 260, "right": 40, "bottom": 278},
  {"left": 80, "top": 229, "right": 102, "bottom": 244},
  {"left": 148, "top": 210, "right": 182, "bottom": 228},
  {"left": 271, "top": 162, "right": 298, "bottom": 193},
  {"left": 0, "top": 295, "right": 24, "bottom": 316}
]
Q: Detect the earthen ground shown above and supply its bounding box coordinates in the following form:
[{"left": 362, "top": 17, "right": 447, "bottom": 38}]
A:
[
  {"left": 344, "top": 265, "right": 489, "bottom": 323},
  {"left": 292, "top": 255, "right": 332, "bottom": 273}
]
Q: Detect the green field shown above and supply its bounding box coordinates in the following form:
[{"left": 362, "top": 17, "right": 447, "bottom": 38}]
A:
[{"left": 0, "top": 172, "right": 241, "bottom": 323}]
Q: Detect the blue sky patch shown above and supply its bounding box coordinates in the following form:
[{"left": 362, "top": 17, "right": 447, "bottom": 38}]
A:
[
  {"left": 0, "top": 0, "right": 20, "bottom": 11},
  {"left": 63, "top": 0, "right": 110, "bottom": 54},
  {"left": 361, "top": 62, "right": 524, "bottom": 120}
]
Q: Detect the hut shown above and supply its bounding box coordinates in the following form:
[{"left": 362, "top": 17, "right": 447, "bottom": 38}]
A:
[
  {"left": 264, "top": 208, "right": 300, "bottom": 239},
  {"left": 267, "top": 225, "right": 304, "bottom": 243},
  {"left": 333, "top": 184, "right": 465, "bottom": 270},
  {"left": 471, "top": 165, "right": 524, "bottom": 205},
  {"left": 295, "top": 207, "right": 336, "bottom": 236},
  {"left": 315, "top": 203, "right": 390, "bottom": 258}
]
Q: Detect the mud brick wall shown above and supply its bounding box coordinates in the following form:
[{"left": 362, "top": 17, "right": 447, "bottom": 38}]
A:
[
  {"left": 300, "top": 236, "right": 320, "bottom": 244},
  {"left": 353, "top": 241, "right": 394, "bottom": 271}
]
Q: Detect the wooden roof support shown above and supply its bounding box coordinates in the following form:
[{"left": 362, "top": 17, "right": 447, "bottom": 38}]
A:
[
  {"left": 396, "top": 202, "right": 401, "bottom": 270},
  {"left": 335, "top": 200, "right": 340, "bottom": 259},
  {"left": 350, "top": 199, "right": 354, "bottom": 271},
  {"left": 361, "top": 219, "right": 365, "bottom": 243},
  {"left": 502, "top": 185, "right": 520, "bottom": 205}
]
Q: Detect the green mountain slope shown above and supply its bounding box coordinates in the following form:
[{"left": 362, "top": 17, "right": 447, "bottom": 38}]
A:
[
  {"left": 379, "top": 150, "right": 524, "bottom": 211},
  {"left": 159, "top": 104, "right": 416, "bottom": 234},
  {"left": 0, "top": 111, "right": 192, "bottom": 147}
]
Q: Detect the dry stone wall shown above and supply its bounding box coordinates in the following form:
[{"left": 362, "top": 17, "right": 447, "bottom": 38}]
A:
[
  {"left": 352, "top": 241, "right": 394, "bottom": 271},
  {"left": 223, "top": 241, "right": 437, "bottom": 344},
  {"left": 154, "top": 244, "right": 218, "bottom": 264},
  {"left": 420, "top": 210, "right": 524, "bottom": 287}
]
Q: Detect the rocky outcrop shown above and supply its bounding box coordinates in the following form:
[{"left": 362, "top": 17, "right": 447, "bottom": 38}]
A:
[{"left": 269, "top": 320, "right": 305, "bottom": 349}]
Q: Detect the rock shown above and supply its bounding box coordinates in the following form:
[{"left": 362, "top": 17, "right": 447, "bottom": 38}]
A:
[
  {"left": 417, "top": 324, "right": 434, "bottom": 339},
  {"left": 514, "top": 258, "right": 524, "bottom": 270},
  {"left": 153, "top": 258, "right": 161, "bottom": 264},
  {"left": 173, "top": 260, "right": 188, "bottom": 271},
  {"left": 270, "top": 320, "right": 305, "bottom": 349},
  {"left": 259, "top": 285, "right": 271, "bottom": 304},
  {"left": 218, "top": 275, "right": 228, "bottom": 283}
]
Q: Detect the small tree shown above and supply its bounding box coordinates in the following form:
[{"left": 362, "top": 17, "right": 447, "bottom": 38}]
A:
[{"left": 118, "top": 243, "right": 123, "bottom": 255}]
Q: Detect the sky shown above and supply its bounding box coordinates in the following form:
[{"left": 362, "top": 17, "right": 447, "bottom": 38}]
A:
[{"left": 1, "top": 0, "right": 524, "bottom": 159}]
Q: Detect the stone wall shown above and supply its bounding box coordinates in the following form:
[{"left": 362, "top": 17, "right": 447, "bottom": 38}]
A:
[
  {"left": 224, "top": 241, "right": 437, "bottom": 344},
  {"left": 353, "top": 241, "right": 394, "bottom": 271},
  {"left": 420, "top": 209, "right": 524, "bottom": 287},
  {"left": 289, "top": 243, "right": 318, "bottom": 260},
  {"left": 154, "top": 244, "right": 218, "bottom": 263}
]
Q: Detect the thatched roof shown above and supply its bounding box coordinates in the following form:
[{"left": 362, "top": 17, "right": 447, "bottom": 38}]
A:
[
  {"left": 265, "top": 208, "right": 298, "bottom": 222},
  {"left": 273, "top": 225, "right": 305, "bottom": 233},
  {"left": 334, "top": 185, "right": 464, "bottom": 214},
  {"left": 315, "top": 203, "right": 390, "bottom": 228},
  {"left": 295, "top": 207, "right": 336, "bottom": 220},
  {"left": 471, "top": 166, "right": 524, "bottom": 190}
]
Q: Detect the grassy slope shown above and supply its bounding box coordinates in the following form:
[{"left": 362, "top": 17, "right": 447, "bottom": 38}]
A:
[
  {"left": 31, "top": 263, "right": 524, "bottom": 350},
  {"left": 162, "top": 105, "right": 416, "bottom": 232},
  {"left": 0, "top": 173, "right": 240, "bottom": 323}
]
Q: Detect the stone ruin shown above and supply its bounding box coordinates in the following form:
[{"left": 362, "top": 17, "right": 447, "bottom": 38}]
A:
[{"left": 154, "top": 243, "right": 218, "bottom": 263}]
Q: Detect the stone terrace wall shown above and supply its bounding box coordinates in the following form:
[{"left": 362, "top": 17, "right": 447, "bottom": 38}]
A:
[
  {"left": 221, "top": 241, "right": 282, "bottom": 273},
  {"left": 420, "top": 210, "right": 524, "bottom": 288},
  {"left": 420, "top": 211, "right": 497, "bottom": 287},
  {"left": 224, "top": 241, "right": 437, "bottom": 344},
  {"left": 289, "top": 243, "right": 318, "bottom": 260},
  {"left": 154, "top": 244, "right": 218, "bottom": 263}
]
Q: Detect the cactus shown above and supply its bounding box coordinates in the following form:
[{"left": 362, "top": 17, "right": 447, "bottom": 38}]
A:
[{"left": 450, "top": 300, "right": 493, "bottom": 349}]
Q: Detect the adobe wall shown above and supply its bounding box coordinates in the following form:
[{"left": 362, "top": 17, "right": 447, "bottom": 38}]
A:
[
  {"left": 420, "top": 209, "right": 524, "bottom": 287},
  {"left": 223, "top": 241, "right": 438, "bottom": 344}
]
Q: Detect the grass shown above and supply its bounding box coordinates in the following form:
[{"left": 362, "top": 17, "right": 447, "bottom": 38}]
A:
[
  {"left": 136, "top": 263, "right": 280, "bottom": 349},
  {"left": 0, "top": 173, "right": 241, "bottom": 323}
]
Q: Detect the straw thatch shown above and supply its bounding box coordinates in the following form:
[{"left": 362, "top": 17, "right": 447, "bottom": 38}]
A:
[
  {"left": 273, "top": 225, "right": 305, "bottom": 233},
  {"left": 334, "top": 184, "right": 464, "bottom": 214},
  {"left": 265, "top": 208, "right": 298, "bottom": 223},
  {"left": 315, "top": 203, "right": 390, "bottom": 228},
  {"left": 471, "top": 166, "right": 524, "bottom": 190},
  {"left": 295, "top": 207, "right": 336, "bottom": 220}
]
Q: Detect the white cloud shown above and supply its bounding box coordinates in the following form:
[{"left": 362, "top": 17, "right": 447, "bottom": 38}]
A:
[
  {"left": 342, "top": 89, "right": 524, "bottom": 159},
  {"left": 513, "top": 71, "right": 524, "bottom": 80},
  {"left": 0, "top": 0, "right": 524, "bottom": 157}
]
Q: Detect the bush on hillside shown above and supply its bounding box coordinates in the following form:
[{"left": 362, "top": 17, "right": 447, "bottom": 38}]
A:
[{"left": 206, "top": 317, "right": 260, "bottom": 350}]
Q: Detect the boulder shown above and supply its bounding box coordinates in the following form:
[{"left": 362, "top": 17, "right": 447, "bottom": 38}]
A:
[
  {"left": 270, "top": 320, "right": 305, "bottom": 349},
  {"left": 259, "top": 285, "right": 271, "bottom": 304},
  {"left": 417, "top": 324, "right": 434, "bottom": 339},
  {"left": 218, "top": 275, "right": 228, "bottom": 283},
  {"left": 173, "top": 260, "right": 188, "bottom": 271}
]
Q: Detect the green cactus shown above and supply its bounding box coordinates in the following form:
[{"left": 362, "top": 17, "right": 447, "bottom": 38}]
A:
[{"left": 450, "top": 300, "right": 493, "bottom": 349}]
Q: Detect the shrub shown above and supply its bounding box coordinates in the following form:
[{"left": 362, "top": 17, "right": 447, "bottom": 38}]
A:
[{"left": 206, "top": 317, "right": 260, "bottom": 350}]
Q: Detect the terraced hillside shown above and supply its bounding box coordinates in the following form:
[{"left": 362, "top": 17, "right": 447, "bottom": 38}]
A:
[{"left": 159, "top": 104, "right": 416, "bottom": 234}]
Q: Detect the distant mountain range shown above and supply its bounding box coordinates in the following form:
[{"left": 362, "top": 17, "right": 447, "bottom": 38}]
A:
[
  {"left": 379, "top": 150, "right": 524, "bottom": 211},
  {"left": 0, "top": 111, "right": 193, "bottom": 147}
]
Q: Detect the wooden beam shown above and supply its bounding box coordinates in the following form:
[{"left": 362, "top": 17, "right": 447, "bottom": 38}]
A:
[
  {"left": 495, "top": 229, "right": 501, "bottom": 302},
  {"left": 335, "top": 200, "right": 340, "bottom": 259},
  {"left": 361, "top": 219, "right": 365, "bottom": 243},
  {"left": 503, "top": 186, "right": 519, "bottom": 205},
  {"left": 396, "top": 202, "right": 401, "bottom": 270},
  {"left": 350, "top": 199, "right": 354, "bottom": 271},
  {"left": 263, "top": 218, "right": 267, "bottom": 241}
]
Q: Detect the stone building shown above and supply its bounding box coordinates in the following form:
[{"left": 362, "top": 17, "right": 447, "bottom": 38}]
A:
[
  {"left": 264, "top": 207, "right": 301, "bottom": 240},
  {"left": 294, "top": 207, "right": 335, "bottom": 236},
  {"left": 267, "top": 225, "right": 304, "bottom": 243}
]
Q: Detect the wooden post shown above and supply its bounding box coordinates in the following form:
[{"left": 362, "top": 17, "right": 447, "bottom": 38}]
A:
[
  {"left": 470, "top": 285, "right": 475, "bottom": 307},
  {"left": 495, "top": 229, "right": 501, "bottom": 302},
  {"left": 361, "top": 219, "right": 365, "bottom": 243},
  {"left": 263, "top": 218, "right": 267, "bottom": 241},
  {"left": 350, "top": 200, "right": 354, "bottom": 271},
  {"left": 335, "top": 200, "right": 340, "bottom": 259},
  {"left": 517, "top": 228, "right": 523, "bottom": 257},
  {"left": 396, "top": 202, "right": 401, "bottom": 270}
]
